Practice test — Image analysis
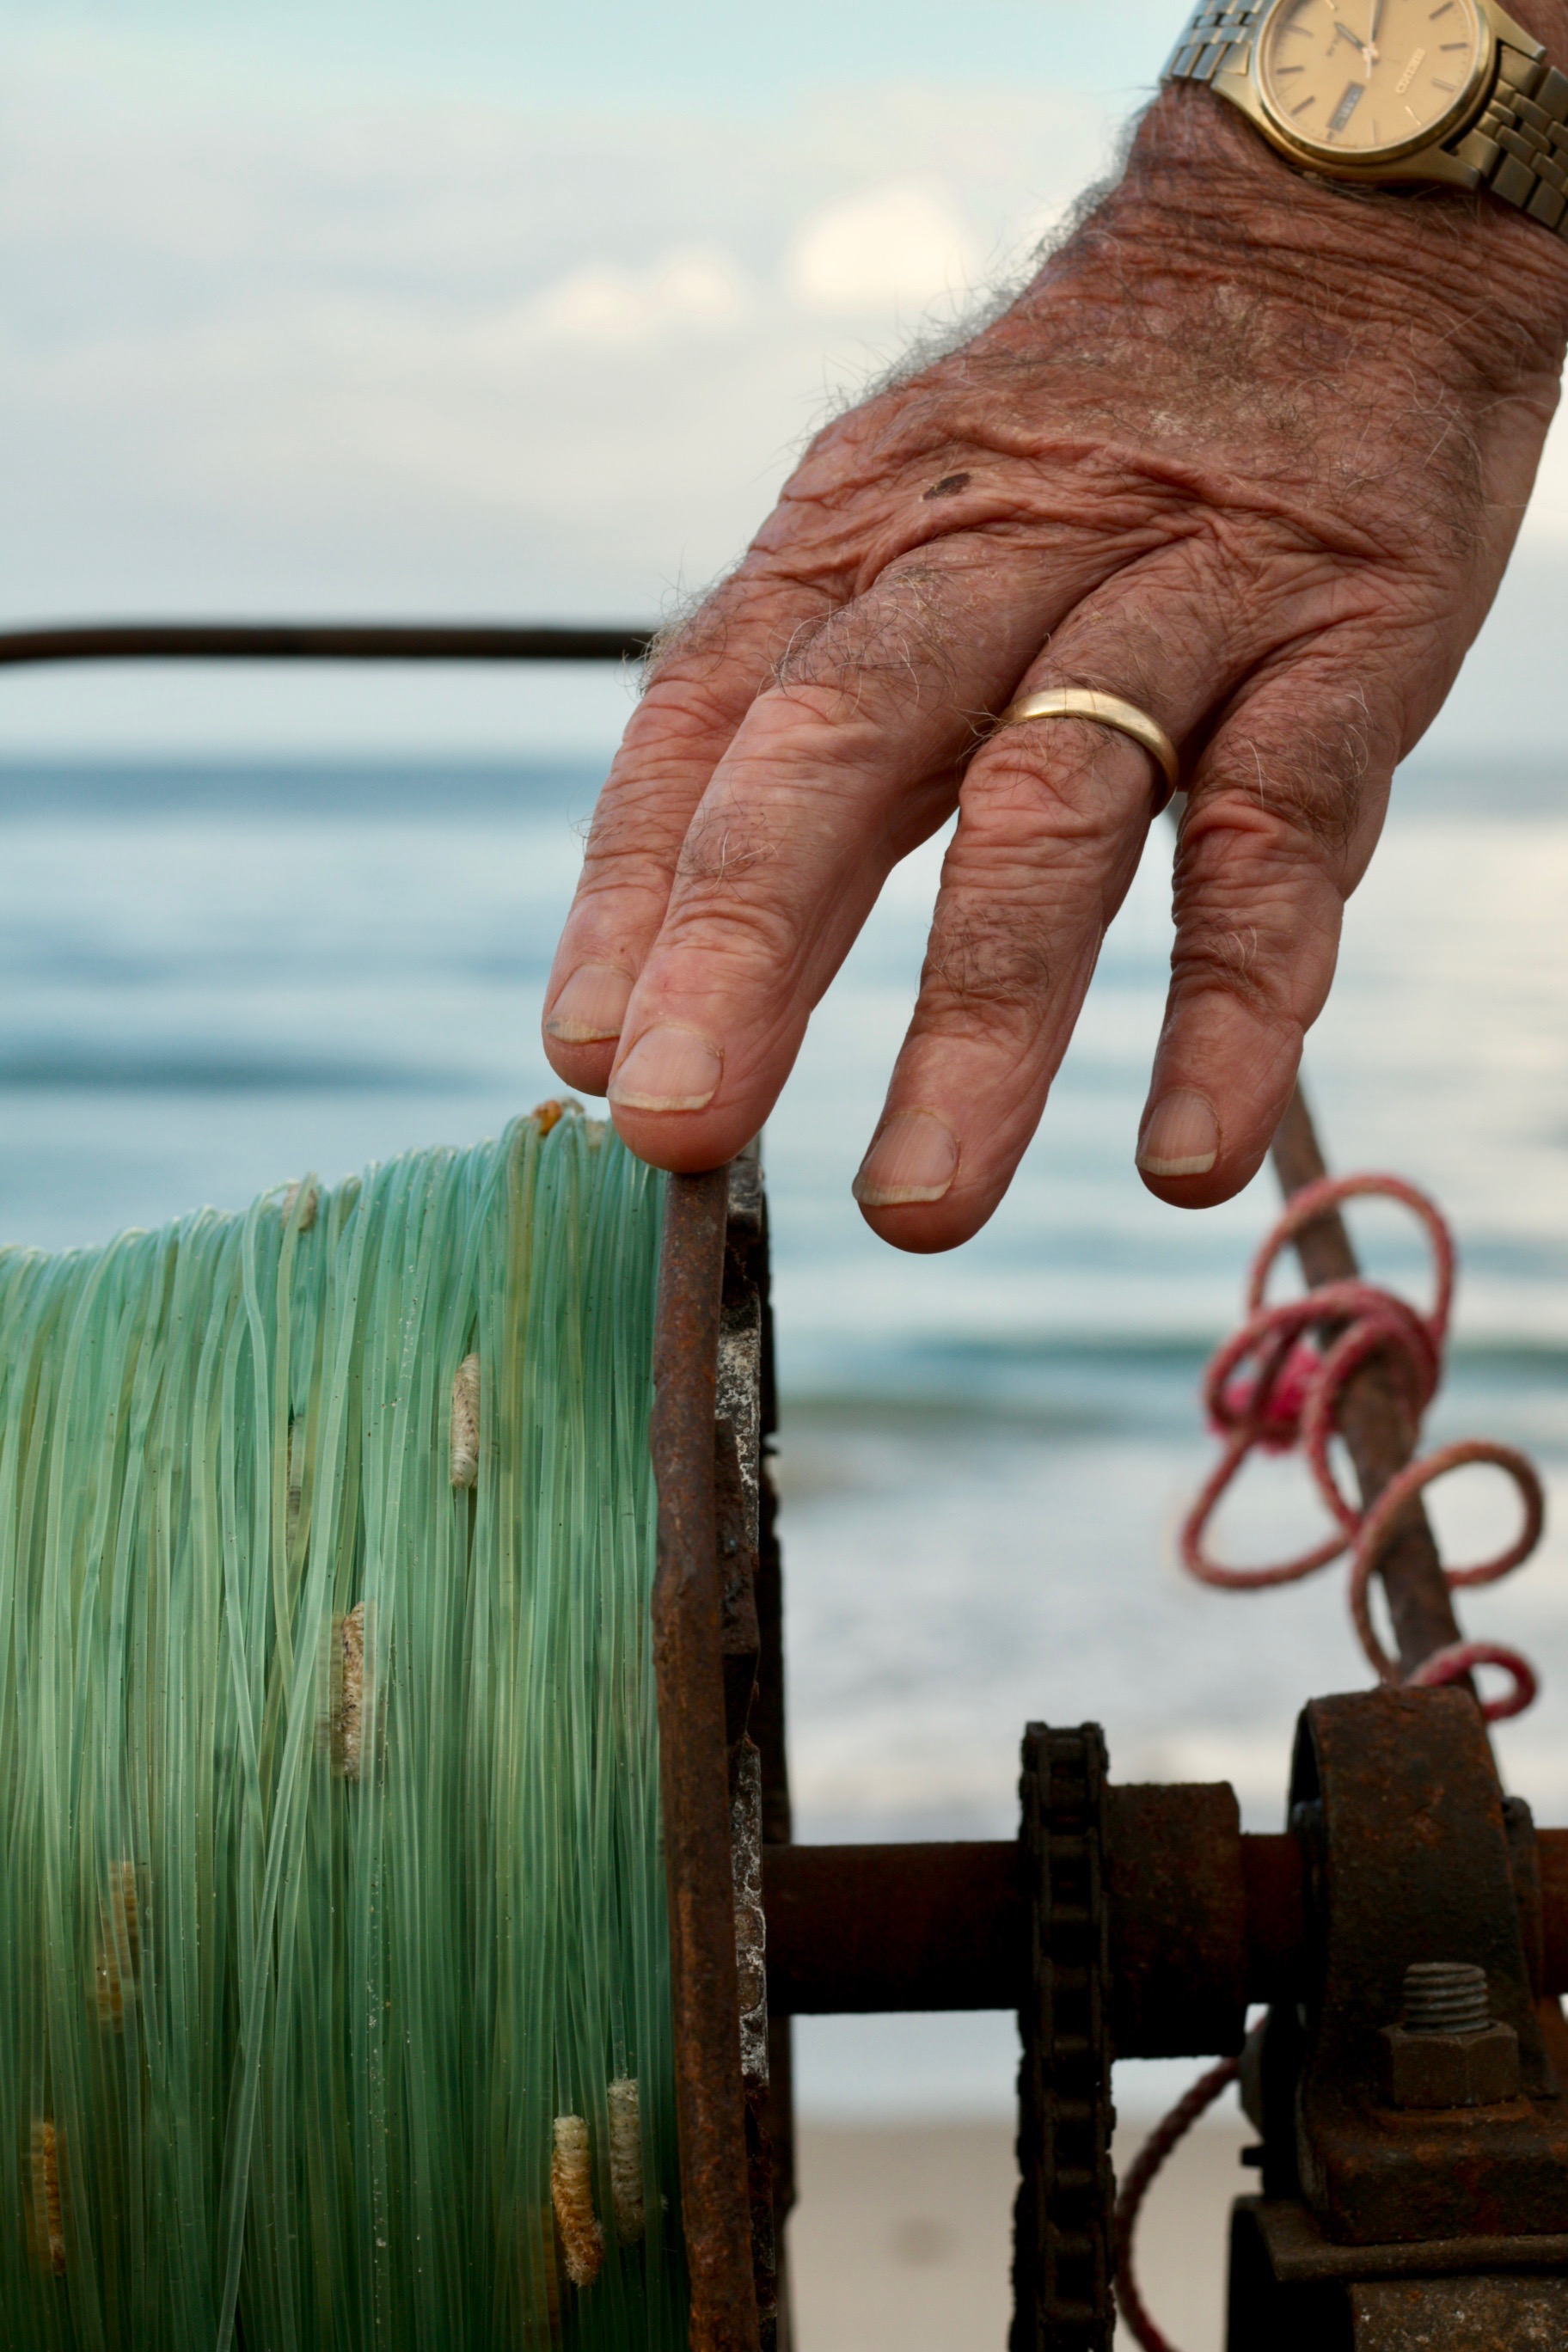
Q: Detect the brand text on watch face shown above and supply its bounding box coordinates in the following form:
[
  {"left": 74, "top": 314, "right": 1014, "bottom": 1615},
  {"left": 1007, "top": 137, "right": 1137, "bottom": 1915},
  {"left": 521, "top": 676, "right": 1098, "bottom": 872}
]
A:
[{"left": 1258, "top": 0, "right": 1484, "bottom": 157}]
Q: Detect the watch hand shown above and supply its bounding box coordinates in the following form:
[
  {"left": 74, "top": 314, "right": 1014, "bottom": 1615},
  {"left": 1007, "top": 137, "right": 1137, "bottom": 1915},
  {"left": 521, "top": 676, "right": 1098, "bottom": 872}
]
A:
[{"left": 1333, "top": 19, "right": 1368, "bottom": 52}]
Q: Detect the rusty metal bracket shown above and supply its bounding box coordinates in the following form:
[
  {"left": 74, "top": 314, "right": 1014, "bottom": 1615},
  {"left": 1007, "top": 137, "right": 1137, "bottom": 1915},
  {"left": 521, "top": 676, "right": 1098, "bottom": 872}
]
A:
[
  {"left": 652, "top": 1166, "right": 761, "bottom": 2352},
  {"left": 652, "top": 1156, "right": 788, "bottom": 2352},
  {"left": 1290, "top": 1687, "right": 1568, "bottom": 2248},
  {"left": 1242, "top": 2196, "right": 1568, "bottom": 2281},
  {"left": 1228, "top": 2198, "right": 1568, "bottom": 2349}
]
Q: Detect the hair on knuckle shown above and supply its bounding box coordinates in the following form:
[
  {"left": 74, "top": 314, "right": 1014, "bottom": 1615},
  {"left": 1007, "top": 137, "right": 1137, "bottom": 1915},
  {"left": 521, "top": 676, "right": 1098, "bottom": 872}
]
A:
[
  {"left": 922, "top": 910, "right": 1053, "bottom": 1026},
  {"left": 1215, "top": 703, "right": 1372, "bottom": 858},
  {"left": 775, "top": 562, "right": 961, "bottom": 706},
  {"left": 676, "top": 798, "right": 778, "bottom": 890},
  {"left": 642, "top": 575, "right": 739, "bottom": 685},
  {"left": 1171, "top": 922, "right": 1273, "bottom": 1014},
  {"left": 643, "top": 569, "right": 836, "bottom": 697}
]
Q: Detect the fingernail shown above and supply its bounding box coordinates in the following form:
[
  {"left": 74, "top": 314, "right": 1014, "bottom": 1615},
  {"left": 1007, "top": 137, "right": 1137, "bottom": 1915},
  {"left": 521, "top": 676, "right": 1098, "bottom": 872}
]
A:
[
  {"left": 1136, "top": 1090, "right": 1220, "bottom": 1178},
  {"left": 544, "top": 965, "right": 633, "bottom": 1045},
  {"left": 852, "top": 1111, "right": 959, "bottom": 1208},
  {"left": 608, "top": 1026, "right": 723, "bottom": 1112}
]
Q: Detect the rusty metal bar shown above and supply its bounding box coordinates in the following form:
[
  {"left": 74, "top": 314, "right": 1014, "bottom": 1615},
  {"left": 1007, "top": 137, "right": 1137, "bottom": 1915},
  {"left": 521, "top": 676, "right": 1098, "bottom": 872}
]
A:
[
  {"left": 0, "top": 620, "right": 652, "bottom": 666},
  {"left": 763, "top": 1841, "right": 1024, "bottom": 2013},
  {"left": 763, "top": 1823, "right": 1568, "bottom": 2030},
  {"left": 651, "top": 1168, "right": 761, "bottom": 2352},
  {"left": 1270, "top": 1081, "right": 1466, "bottom": 1676}
]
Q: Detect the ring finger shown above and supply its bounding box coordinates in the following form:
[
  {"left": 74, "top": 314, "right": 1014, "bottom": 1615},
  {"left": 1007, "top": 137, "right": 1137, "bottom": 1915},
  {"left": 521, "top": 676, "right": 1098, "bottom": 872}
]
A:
[{"left": 852, "top": 560, "right": 1266, "bottom": 1249}]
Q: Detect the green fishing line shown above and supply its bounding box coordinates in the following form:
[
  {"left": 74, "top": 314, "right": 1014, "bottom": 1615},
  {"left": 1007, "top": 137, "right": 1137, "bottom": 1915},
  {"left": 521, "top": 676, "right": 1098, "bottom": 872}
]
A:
[{"left": 0, "top": 1106, "right": 684, "bottom": 2352}]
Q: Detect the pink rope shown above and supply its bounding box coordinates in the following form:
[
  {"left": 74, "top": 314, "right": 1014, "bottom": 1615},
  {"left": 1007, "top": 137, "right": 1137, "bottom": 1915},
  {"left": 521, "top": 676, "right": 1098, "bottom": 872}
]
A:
[
  {"left": 1178, "top": 1173, "right": 1540, "bottom": 1719},
  {"left": 1119, "top": 1173, "right": 1547, "bottom": 2352},
  {"left": 1112, "top": 2058, "right": 1240, "bottom": 2352}
]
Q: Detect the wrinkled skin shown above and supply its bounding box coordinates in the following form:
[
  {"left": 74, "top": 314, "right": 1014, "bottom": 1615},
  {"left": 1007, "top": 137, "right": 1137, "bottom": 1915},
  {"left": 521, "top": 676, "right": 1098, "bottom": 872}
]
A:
[{"left": 544, "top": 83, "right": 1568, "bottom": 1251}]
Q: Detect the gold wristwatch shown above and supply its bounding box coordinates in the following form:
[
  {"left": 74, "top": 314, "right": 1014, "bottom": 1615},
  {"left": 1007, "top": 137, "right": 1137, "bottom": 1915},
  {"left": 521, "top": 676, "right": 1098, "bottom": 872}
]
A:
[{"left": 1164, "top": 0, "right": 1568, "bottom": 236}]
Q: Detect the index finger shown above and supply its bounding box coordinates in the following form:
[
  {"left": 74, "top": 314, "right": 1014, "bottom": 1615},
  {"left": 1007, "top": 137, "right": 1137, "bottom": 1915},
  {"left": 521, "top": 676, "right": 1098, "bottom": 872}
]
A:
[
  {"left": 542, "top": 567, "right": 837, "bottom": 1095},
  {"left": 598, "top": 543, "right": 1084, "bottom": 1172}
]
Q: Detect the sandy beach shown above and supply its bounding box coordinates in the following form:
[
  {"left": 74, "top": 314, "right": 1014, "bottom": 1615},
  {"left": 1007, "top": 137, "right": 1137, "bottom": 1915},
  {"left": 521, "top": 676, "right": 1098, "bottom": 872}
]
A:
[{"left": 788, "top": 2116, "right": 1248, "bottom": 2352}]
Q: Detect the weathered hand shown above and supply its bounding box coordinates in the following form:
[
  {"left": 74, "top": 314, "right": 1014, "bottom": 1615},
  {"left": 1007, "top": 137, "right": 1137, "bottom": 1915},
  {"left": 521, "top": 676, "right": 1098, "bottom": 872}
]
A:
[{"left": 543, "top": 89, "right": 1568, "bottom": 1252}]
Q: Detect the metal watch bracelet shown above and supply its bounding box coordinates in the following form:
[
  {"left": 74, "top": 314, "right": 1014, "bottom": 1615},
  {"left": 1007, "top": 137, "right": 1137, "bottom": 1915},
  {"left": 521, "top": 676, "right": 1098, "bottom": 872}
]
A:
[{"left": 1163, "top": 2, "right": 1568, "bottom": 239}]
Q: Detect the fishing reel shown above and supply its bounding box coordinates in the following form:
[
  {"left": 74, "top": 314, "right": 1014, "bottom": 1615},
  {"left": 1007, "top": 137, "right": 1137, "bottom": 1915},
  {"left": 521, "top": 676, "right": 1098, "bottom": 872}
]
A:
[{"left": 656, "top": 1158, "right": 1568, "bottom": 2352}]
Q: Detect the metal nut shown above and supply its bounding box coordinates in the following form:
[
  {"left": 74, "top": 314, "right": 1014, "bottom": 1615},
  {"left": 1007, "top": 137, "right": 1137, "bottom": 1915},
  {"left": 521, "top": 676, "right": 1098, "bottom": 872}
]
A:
[{"left": 1381, "top": 2018, "right": 1521, "bottom": 2109}]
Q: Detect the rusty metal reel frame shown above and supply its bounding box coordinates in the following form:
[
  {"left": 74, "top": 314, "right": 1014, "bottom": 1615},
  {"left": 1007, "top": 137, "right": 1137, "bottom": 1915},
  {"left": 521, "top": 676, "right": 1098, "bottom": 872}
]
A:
[{"left": 650, "top": 1162, "right": 788, "bottom": 2352}]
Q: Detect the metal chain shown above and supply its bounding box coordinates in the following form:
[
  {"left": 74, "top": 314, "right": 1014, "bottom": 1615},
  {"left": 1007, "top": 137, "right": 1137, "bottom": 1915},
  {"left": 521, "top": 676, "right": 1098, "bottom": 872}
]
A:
[{"left": 1012, "top": 1725, "right": 1115, "bottom": 2352}]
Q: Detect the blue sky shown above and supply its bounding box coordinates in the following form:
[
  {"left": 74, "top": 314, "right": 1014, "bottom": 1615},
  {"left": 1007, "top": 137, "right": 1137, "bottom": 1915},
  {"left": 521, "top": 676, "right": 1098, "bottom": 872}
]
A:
[
  {"left": 2, "top": 3, "right": 1565, "bottom": 761},
  {"left": 39, "top": 1, "right": 1178, "bottom": 112}
]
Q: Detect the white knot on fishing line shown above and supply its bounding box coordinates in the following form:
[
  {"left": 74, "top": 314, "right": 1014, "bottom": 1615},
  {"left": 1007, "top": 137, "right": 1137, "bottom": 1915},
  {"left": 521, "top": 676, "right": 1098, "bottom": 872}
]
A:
[
  {"left": 93, "top": 1861, "right": 141, "bottom": 2031},
  {"left": 28, "top": 2122, "right": 64, "bottom": 2278},
  {"left": 450, "top": 1354, "right": 481, "bottom": 1491},
  {"left": 607, "top": 2078, "right": 645, "bottom": 2246},
  {"left": 280, "top": 1180, "right": 318, "bottom": 1230},
  {"left": 550, "top": 2115, "right": 603, "bottom": 2289},
  {"left": 330, "top": 1604, "right": 367, "bottom": 1783}
]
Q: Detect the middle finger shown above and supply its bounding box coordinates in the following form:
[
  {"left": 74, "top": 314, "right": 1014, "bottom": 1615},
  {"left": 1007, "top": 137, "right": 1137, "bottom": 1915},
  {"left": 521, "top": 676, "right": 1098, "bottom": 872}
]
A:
[{"left": 602, "top": 537, "right": 1084, "bottom": 1169}]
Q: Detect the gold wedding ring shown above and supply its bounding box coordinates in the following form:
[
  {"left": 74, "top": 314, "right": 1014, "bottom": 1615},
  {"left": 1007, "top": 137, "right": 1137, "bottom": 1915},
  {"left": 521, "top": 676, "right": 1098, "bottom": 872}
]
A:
[{"left": 992, "top": 688, "right": 1181, "bottom": 815}]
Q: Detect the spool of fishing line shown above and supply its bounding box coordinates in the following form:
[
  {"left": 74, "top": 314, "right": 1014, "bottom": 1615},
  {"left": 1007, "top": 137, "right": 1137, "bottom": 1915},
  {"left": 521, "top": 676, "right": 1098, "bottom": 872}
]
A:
[{"left": 0, "top": 1106, "right": 683, "bottom": 2350}]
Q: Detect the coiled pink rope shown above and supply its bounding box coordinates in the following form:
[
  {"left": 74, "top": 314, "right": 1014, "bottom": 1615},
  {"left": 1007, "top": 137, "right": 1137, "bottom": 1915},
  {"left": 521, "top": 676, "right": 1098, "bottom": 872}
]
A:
[
  {"left": 1118, "top": 1173, "right": 1546, "bottom": 2352},
  {"left": 1178, "top": 1172, "right": 1542, "bottom": 1723}
]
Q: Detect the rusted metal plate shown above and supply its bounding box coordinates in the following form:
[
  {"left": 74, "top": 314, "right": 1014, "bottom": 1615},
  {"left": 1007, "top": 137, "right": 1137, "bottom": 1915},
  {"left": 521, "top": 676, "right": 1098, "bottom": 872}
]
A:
[
  {"left": 1227, "top": 2198, "right": 1353, "bottom": 2351},
  {"left": 652, "top": 1166, "right": 761, "bottom": 2352},
  {"left": 1349, "top": 2275, "right": 1568, "bottom": 2347},
  {"left": 1248, "top": 2196, "right": 1568, "bottom": 2281}
]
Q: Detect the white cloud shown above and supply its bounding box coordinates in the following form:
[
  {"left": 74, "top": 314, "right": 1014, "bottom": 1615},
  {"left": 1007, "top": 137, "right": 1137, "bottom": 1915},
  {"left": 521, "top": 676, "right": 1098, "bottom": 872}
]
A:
[
  {"left": 788, "top": 183, "right": 977, "bottom": 314},
  {"left": 529, "top": 248, "right": 750, "bottom": 345},
  {"left": 48, "top": 40, "right": 1568, "bottom": 769},
  {"left": 2, "top": 69, "right": 1114, "bottom": 664}
]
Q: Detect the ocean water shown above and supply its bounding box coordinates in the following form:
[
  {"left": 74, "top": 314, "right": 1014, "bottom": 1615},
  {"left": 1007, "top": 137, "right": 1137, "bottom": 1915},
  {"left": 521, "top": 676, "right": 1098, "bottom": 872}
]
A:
[{"left": 3, "top": 755, "right": 1568, "bottom": 2118}]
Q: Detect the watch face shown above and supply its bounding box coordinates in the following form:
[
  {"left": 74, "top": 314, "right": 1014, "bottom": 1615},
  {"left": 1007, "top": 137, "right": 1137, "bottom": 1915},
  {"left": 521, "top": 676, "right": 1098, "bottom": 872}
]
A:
[{"left": 1256, "top": 0, "right": 1488, "bottom": 164}]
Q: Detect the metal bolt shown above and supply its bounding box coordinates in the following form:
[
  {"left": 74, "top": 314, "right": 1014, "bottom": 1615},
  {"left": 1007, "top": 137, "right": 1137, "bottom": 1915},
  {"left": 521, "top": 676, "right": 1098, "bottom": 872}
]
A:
[
  {"left": 1401, "top": 1961, "right": 1491, "bottom": 2037},
  {"left": 1382, "top": 1962, "right": 1520, "bottom": 2109}
]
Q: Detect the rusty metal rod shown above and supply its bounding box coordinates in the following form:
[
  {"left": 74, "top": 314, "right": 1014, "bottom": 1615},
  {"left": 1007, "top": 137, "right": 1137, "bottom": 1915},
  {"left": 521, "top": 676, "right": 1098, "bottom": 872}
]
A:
[
  {"left": 763, "top": 1841, "right": 1024, "bottom": 2013},
  {"left": 763, "top": 1827, "right": 1568, "bottom": 2028},
  {"left": 0, "top": 621, "right": 654, "bottom": 667},
  {"left": 1269, "top": 1081, "right": 1466, "bottom": 1678}
]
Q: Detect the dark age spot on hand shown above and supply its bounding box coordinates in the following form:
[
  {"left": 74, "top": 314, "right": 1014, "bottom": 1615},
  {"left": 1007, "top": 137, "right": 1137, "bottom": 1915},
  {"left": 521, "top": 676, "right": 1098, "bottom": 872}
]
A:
[{"left": 922, "top": 472, "right": 971, "bottom": 500}]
